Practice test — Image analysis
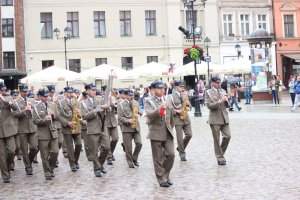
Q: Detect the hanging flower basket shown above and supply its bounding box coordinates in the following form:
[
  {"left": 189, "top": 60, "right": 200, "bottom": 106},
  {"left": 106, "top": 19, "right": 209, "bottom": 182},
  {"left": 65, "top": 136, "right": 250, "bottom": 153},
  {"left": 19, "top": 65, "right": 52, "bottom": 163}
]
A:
[{"left": 184, "top": 45, "right": 203, "bottom": 61}]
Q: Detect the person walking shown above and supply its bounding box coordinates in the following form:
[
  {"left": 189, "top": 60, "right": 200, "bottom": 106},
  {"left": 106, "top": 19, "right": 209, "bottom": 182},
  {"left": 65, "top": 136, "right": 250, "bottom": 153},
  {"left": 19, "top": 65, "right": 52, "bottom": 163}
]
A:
[
  {"left": 205, "top": 77, "right": 231, "bottom": 165},
  {"left": 292, "top": 76, "right": 300, "bottom": 112},
  {"left": 288, "top": 76, "right": 296, "bottom": 106},
  {"left": 244, "top": 75, "right": 252, "bottom": 105},
  {"left": 269, "top": 75, "right": 280, "bottom": 105},
  {"left": 229, "top": 84, "right": 242, "bottom": 112}
]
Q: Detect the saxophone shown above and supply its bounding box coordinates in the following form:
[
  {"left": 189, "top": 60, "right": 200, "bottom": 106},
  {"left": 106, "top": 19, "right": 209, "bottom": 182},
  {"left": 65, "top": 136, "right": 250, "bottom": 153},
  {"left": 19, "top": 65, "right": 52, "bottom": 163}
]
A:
[
  {"left": 71, "top": 95, "right": 82, "bottom": 134},
  {"left": 131, "top": 100, "right": 139, "bottom": 128},
  {"left": 180, "top": 94, "right": 191, "bottom": 120}
]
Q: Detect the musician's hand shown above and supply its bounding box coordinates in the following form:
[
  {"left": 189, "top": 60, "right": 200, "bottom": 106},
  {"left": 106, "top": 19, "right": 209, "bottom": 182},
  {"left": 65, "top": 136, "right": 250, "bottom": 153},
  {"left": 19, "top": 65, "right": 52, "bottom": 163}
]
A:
[
  {"left": 25, "top": 105, "right": 31, "bottom": 111},
  {"left": 159, "top": 102, "right": 168, "bottom": 110},
  {"left": 129, "top": 119, "right": 133, "bottom": 124},
  {"left": 45, "top": 115, "right": 52, "bottom": 121},
  {"left": 101, "top": 104, "right": 109, "bottom": 110},
  {"left": 68, "top": 121, "right": 75, "bottom": 127},
  {"left": 176, "top": 109, "right": 182, "bottom": 114},
  {"left": 221, "top": 95, "right": 228, "bottom": 102},
  {"left": 82, "top": 120, "right": 87, "bottom": 125},
  {"left": 74, "top": 108, "right": 80, "bottom": 114}
]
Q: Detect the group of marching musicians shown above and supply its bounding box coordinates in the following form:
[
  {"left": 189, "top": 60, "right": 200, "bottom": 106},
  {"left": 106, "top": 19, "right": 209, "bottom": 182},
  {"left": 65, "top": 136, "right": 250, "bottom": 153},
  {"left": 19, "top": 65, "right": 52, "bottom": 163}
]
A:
[{"left": 0, "top": 76, "right": 231, "bottom": 188}]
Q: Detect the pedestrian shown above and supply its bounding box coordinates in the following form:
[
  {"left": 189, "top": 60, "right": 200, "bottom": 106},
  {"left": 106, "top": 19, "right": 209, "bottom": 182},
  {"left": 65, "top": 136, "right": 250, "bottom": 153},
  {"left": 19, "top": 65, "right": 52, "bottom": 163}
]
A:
[
  {"left": 221, "top": 79, "right": 228, "bottom": 94},
  {"left": 168, "top": 81, "right": 192, "bottom": 161},
  {"left": 269, "top": 75, "right": 280, "bottom": 105},
  {"left": 0, "top": 83, "right": 18, "bottom": 183},
  {"left": 229, "top": 84, "right": 242, "bottom": 111},
  {"left": 117, "top": 89, "right": 142, "bottom": 168},
  {"left": 12, "top": 85, "right": 38, "bottom": 176},
  {"left": 244, "top": 75, "right": 252, "bottom": 105},
  {"left": 80, "top": 83, "right": 110, "bottom": 177},
  {"left": 32, "top": 88, "right": 59, "bottom": 180},
  {"left": 205, "top": 77, "right": 231, "bottom": 165},
  {"left": 58, "top": 87, "right": 82, "bottom": 172},
  {"left": 277, "top": 75, "right": 284, "bottom": 104},
  {"left": 292, "top": 76, "right": 300, "bottom": 112},
  {"left": 144, "top": 81, "right": 175, "bottom": 187},
  {"left": 288, "top": 76, "right": 296, "bottom": 106}
]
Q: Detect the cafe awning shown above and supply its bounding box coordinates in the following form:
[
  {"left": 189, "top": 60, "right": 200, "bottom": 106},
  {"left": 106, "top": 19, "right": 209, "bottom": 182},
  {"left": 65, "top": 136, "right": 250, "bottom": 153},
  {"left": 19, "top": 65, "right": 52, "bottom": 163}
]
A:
[{"left": 283, "top": 54, "right": 300, "bottom": 62}]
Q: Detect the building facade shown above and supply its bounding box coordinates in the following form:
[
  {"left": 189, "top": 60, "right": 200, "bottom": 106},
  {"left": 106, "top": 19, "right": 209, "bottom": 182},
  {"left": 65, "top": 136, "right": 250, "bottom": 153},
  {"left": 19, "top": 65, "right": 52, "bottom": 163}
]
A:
[
  {"left": 218, "top": 0, "right": 276, "bottom": 74},
  {"left": 24, "top": 0, "right": 220, "bottom": 87},
  {"left": 273, "top": 0, "right": 300, "bottom": 86},
  {"left": 0, "top": 0, "right": 26, "bottom": 89}
]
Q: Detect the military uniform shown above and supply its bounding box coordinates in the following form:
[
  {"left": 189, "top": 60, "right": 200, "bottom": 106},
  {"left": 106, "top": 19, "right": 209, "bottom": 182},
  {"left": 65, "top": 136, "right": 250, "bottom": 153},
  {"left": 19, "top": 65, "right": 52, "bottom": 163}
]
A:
[
  {"left": 117, "top": 96, "right": 142, "bottom": 168},
  {"left": 205, "top": 77, "right": 231, "bottom": 165},
  {"left": 168, "top": 82, "right": 192, "bottom": 161},
  {"left": 13, "top": 92, "right": 38, "bottom": 175},
  {"left": 106, "top": 96, "right": 119, "bottom": 164},
  {"left": 0, "top": 84, "right": 18, "bottom": 183},
  {"left": 144, "top": 81, "right": 175, "bottom": 187},
  {"left": 32, "top": 89, "right": 59, "bottom": 180},
  {"left": 11, "top": 89, "right": 22, "bottom": 163},
  {"left": 80, "top": 83, "right": 109, "bottom": 177},
  {"left": 57, "top": 87, "right": 82, "bottom": 171}
]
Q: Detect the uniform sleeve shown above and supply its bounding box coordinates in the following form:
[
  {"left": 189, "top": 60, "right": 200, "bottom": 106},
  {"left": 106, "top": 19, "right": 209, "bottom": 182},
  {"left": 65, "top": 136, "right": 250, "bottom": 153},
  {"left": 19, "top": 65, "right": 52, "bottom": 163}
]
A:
[
  {"left": 117, "top": 103, "right": 131, "bottom": 126},
  {"left": 80, "top": 101, "right": 97, "bottom": 120},
  {"left": 57, "top": 102, "right": 70, "bottom": 127},
  {"left": 205, "top": 91, "right": 220, "bottom": 111},
  {"left": 32, "top": 106, "right": 49, "bottom": 126},
  {"left": 144, "top": 99, "right": 160, "bottom": 122}
]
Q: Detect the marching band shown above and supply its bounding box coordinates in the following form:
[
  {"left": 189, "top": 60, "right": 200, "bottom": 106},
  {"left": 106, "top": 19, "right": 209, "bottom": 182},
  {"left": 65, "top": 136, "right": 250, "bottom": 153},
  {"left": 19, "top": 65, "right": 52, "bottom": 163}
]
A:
[{"left": 0, "top": 76, "right": 231, "bottom": 187}]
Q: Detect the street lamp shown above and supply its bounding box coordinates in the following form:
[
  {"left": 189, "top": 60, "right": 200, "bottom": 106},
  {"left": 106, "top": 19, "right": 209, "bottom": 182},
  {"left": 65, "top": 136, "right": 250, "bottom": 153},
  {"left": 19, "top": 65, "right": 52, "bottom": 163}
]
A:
[
  {"left": 180, "top": 0, "right": 206, "bottom": 117},
  {"left": 54, "top": 26, "right": 72, "bottom": 86},
  {"left": 204, "top": 37, "right": 211, "bottom": 88},
  {"left": 235, "top": 44, "right": 241, "bottom": 59}
]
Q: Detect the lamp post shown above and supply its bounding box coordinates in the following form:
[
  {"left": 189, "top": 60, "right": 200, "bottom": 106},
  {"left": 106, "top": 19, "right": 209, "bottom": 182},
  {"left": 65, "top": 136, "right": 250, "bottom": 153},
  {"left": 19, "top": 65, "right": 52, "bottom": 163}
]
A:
[
  {"left": 180, "top": 0, "right": 206, "bottom": 117},
  {"left": 204, "top": 37, "right": 211, "bottom": 88},
  {"left": 235, "top": 44, "right": 241, "bottom": 59},
  {"left": 53, "top": 27, "right": 72, "bottom": 86}
]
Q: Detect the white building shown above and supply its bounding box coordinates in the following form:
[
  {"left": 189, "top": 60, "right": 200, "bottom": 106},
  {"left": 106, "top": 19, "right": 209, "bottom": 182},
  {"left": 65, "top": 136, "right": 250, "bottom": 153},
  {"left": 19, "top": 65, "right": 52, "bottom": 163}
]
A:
[{"left": 24, "top": 0, "right": 220, "bottom": 89}]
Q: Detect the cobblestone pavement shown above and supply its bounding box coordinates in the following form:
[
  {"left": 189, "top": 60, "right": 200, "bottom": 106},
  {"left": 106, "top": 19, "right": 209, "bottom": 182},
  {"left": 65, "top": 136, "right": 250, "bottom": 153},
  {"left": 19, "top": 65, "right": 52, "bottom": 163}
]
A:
[{"left": 1, "top": 98, "right": 300, "bottom": 200}]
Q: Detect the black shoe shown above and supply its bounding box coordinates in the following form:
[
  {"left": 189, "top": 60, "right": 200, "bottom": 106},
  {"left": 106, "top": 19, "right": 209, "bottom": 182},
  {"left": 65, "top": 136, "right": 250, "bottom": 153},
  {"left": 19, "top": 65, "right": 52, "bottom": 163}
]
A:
[
  {"left": 112, "top": 155, "right": 115, "bottom": 161},
  {"left": 176, "top": 147, "right": 179, "bottom": 152},
  {"left": 100, "top": 167, "right": 107, "bottom": 174},
  {"left": 63, "top": 153, "right": 69, "bottom": 158},
  {"left": 94, "top": 170, "right": 102, "bottom": 177},
  {"left": 26, "top": 168, "right": 33, "bottom": 176},
  {"left": 167, "top": 179, "right": 173, "bottom": 186},
  {"left": 3, "top": 178, "right": 10, "bottom": 183},
  {"left": 107, "top": 158, "right": 113, "bottom": 165},
  {"left": 45, "top": 176, "right": 52, "bottom": 180},
  {"left": 51, "top": 171, "right": 55, "bottom": 177},
  {"left": 17, "top": 155, "right": 22, "bottom": 160},
  {"left": 88, "top": 157, "right": 93, "bottom": 161},
  {"left": 181, "top": 157, "right": 187, "bottom": 161},
  {"left": 56, "top": 160, "right": 59, "bottom": 164},
  {"left": 129, "top": 164, "right": 135, "bottom": 168},
  {"left": 75, "top": 162, "right": 80, "bottom": 169},
  {"left": 121, "top": 143, "right": 125, "bottom": 152},
  {"left": 71, "top": 165, "right": 77, "bottom": 172},
  {"left": 218, "top": 160, "right": 226, "bottom": 165},
  {"left": 133, "top": 160, "right": 139, "bottom": 167},
  {"left": 160, "top": 182, "right": 170, "bottom": 187},
  {"left": 33, "top": 159, "right": 38, "bottom": 164},
  {"left": 238, "top": 107, "right": 242, "bottom": 111},
  {"left": 229, "top": 108, "right": 234, "bottom": 111}
]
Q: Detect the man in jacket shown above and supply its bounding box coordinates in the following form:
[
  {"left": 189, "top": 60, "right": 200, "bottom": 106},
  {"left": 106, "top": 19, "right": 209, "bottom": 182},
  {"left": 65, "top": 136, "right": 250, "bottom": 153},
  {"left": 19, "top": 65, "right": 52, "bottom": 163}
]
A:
[{"left": 205, "top": 77, "right": 231, "bottom": 165}]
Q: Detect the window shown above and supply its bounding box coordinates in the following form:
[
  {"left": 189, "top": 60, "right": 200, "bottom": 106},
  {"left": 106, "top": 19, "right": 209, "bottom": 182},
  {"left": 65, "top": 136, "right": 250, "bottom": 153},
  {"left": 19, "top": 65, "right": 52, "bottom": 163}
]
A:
[
  {"left": 145, "top": 10, "right": 156, "bottom": 35},
  {"left": 69, "top": 59, "right": 81, "bottom": 72},
  {"left": 2, "top": 19, "right": 14, "bottom": 37},
  {"left": 120, "top": 11, "right": 131, "bottom": 36},
  {"left": 94, "top": 11, "right": 106, "bottom": 37},
  {"left": 95, "top": 58, "right": 107, "bottom": 65},
  {"left": 3, "top": 52, "right": 15, "bottom": 69},
  {"left": 67, "top": 12, "right": 79, "bottom": 37},
  {"left": 223, "top": 14, "right": 233, "bottom": 36},
  {"left": 240, "top": 14, "right": 250, "bottom": 36},
  {"left": 40, "top": 13, "right": 53, "bottom": 38},
  {"left": 284, "top": 15, "right": 294, "bottom": 38},
  {"left": 186, "top": 11, "right": 197, "bottom": 33},
  {"left": 42, "top": 60, "right": 54, "bottom": 70},
  {"left": 257, "top": 14, "right": 267, "bottom": 30},
  {"left": 1, "top": 0, "right": 13, "bottom": 6},
  {"left": 147, "top": 56, "right": 158, "bottom": 63},
  {"left": 121, "top": 57, "right": 133, "bottom": 70}
]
